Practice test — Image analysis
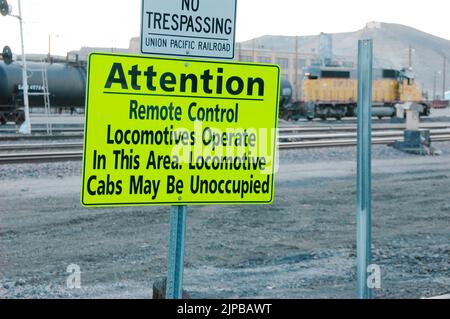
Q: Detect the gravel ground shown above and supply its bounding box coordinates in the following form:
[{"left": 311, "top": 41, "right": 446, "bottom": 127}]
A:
[{"left": 0, "top": 142, "right": 449, "bottom": 299}]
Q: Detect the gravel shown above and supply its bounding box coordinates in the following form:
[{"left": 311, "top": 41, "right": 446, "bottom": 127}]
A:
[{"left": 0, "top": 142, "right": 449, "bottom": 299}]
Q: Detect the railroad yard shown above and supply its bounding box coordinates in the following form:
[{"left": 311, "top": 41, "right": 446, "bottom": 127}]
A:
[
  {"left": 0, "top": 110, "right": 449, "bottom": 299},
  {"left": 1, "top": 0, "right": 450, "bottom": 308}
]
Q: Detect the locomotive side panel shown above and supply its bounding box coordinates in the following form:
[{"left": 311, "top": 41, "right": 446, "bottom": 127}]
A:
[
  {"left": 372, "top": 79, "right": 397, "bottom": 103},
  {"left": 303, "top": 78, "right": 401, "bottom": 104},
  {"left": 399, "top": 79, "right": 423, "bottom": 103},
  {"left": 302, "top": 78, "right": 357, "bottom": 103}
]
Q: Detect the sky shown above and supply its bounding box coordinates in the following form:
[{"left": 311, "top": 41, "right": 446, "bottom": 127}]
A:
[{"left": 0, "top": 0, "right": 449, "bottom": 56}]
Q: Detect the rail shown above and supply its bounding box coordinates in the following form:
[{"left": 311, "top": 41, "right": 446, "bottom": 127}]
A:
[{"left": 2, "top": 129, "right": 450, "bottom": 164}]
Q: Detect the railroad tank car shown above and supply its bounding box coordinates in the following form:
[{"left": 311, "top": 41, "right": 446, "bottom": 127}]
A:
[
  {"left": 0, "top": 60, "right": 86, "bottom": 124},
  {"left": 300, "top": 66, "right": 430, "bottom": 120},
  {"left": 1, "top": 60, "right": 294, "bottom": 125}
]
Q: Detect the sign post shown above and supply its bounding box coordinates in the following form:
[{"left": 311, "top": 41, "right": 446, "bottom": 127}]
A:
[
  {"left": 166, "top": 205, "right": 187, "bottom": 299},
  {"left": 81, "top": 53, "right": 280, "bottom": 298},
  {"left": 356, "top": 39, "right": 373, "bottom": 299},
  {"left": 139, "top": 0, "right": 238, "bottom": 299}
]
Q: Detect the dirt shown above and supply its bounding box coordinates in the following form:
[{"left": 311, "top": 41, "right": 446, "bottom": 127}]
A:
[{"left": 0, "top": 143, "right": 449, "bottom": 299}]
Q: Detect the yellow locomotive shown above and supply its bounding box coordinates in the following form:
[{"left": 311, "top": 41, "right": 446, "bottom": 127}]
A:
[{"left": 300, "top": 66, "right": 430, "bottom": 120}]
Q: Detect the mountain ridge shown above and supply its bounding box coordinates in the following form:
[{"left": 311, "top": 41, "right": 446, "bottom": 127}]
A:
[{"left": 239, "top": 22, "right": 450, "bottom": 97}]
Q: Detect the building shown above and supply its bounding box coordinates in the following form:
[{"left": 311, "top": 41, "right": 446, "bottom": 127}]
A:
[
  {"left": 72, "top": 35, "right": 356, "bottom": 100},
  {"left": 234, "top": 44, "right": 316, "bottom": 100},
  {"left": 235, "top": 35, "right": 356, "bottom": 100},
  {"left": 67, "top": 46, "right": 132, "bottom": 62}
]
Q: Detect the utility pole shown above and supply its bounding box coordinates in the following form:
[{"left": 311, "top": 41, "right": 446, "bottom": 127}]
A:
[
  {"left": 48, "top": 34, "right": 51, "bottom": 62},
  {"left": 1, "top": 0, "right": 30, "bottom": 134},
  {"left": 433, "top": 71, "right": 438, "bottom": 100},
  {"left": 294, "top": 36, "right": 299, "bottom": 101},
  {"left": 17, "top": 0, "right": 30, "bottom": 134},
  {"left": 443, "top": 55, "right": 447, "bottom": 99},
  {"left": 252, "top": 38, "right": 255, "bottom": 62},
  {"left": 408, "top": 45, "right": 413, "bottom": 69},
  {"left": 237, "top": 42, "right": 241, "bottom": 61}
]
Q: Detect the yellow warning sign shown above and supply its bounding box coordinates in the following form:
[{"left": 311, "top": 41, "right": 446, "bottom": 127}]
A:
[{"left": 81, "top": 52, "right": 280, "bottom": 206}]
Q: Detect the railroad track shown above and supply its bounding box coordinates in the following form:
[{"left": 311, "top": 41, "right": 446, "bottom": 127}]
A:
[
  {"left": 0, "top": 122, "right": 83, "bottom": 130},
  {"left": 2, "top": 128, "right": 450, "bottom": 164},
  {"left": 1, "top": 122, "right": 449, "bottom": 137},
  {"left": 0, "top": 133, "right": 84, "bottom": 141},
  {"left": 0, "top": 142, "right": 83, "bottom": 152},
  {"left": 0, "top": 152, "right": 83, "bottom": 164},
  {"left": 0, "top": 127, "right": 84, "bottom": 133},
  {"left": 278, "top": 134, "right": 450, "bottom": 149},
  {"left": 279, "top": 128, "right": 450, "bottom": 142},
  {"left": 0, "top": 124, "right": 84, "bottom": 139},
  {"left": 278, "top": 122, "right": 450, "bottom": 133},
  {"left": 1, "top": 121, "right": 450, "bottom": 133}
]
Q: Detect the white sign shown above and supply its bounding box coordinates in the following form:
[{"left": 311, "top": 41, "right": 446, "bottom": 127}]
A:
[{"left": 140, "top": 0, "right": 236, "bottom": 59}]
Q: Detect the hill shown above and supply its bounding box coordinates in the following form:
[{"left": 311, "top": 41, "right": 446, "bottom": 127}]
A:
[{"left": 239, "top": 22, "right": 450, "bottom": 98}]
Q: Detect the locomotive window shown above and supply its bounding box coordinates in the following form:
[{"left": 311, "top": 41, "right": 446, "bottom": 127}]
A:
[
  {"left": 320, "top": 71, "right": 350, "bottom": 78},
  {"left": 382, "top": 69, "right": 398, "bottom": 79}
]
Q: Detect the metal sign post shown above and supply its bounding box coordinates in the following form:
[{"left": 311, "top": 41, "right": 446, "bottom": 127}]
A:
[
  {"left": 138, "top": 0, "right": 242, "bottom": 300},
  {"left": 1, "top": 0, "right": 31, "bottom": 134},
  {"left": 166, "top": 205, "right": 188, "bottom": 299},
  {"left": 356, "top": 39, "right": 373, "bottom": 299},
  {"left": 17, "top": 0, "right": 31, "bottom": 135},
  {"left": 81, "top": 53, "right": 279, "bottom": 299}
]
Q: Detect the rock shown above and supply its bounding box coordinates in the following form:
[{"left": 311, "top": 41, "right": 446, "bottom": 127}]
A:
[
  {"left": 152, "top": 277, "right": 190, "bottom": 299},
  {"left": 15, "top": 279, "right": 26, "bottom": 286}
]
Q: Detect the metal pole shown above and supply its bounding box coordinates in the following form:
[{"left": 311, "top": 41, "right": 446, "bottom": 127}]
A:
[
  {"left": 48, "top": 33, "right": 51, "bottom": 61},
  {"left": 166, "top": 205, "right": 187, "bottom": 299},
  {"left": 295, "top": 36, "right": 299, "bottom": 101},
  {"left": 433, "top": 71, "right": 437, "bottom": 100},
  {"left": 408, "top": 45, "right": 412, "bottom": 69},
  {"left": 356, "top": 39, "right": 373, "bottom": 299},
  {"left": 443, "top": 55, "right": 446, "bottom": 100},
  {"left": 18, "top": 0, "right": 31, "bottom": 134},
  {"left": 238, "top": 42, "right": 241, "bottom": 61},
  {"left": 252, "top": 38, "right": 255, "bottom": 62}
]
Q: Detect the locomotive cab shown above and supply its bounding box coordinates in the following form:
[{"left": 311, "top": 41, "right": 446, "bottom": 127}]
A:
[{"left": 300, "top": 65, "right": 429, "bottom": 120}]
